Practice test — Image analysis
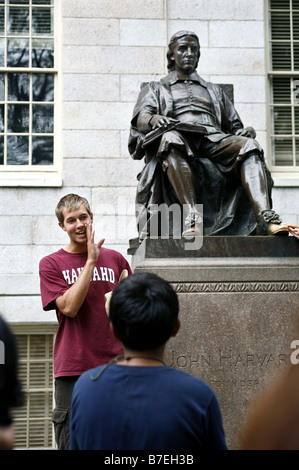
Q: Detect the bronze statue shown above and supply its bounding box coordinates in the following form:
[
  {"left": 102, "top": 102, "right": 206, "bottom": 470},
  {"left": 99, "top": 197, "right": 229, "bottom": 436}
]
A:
[{"left": 129, "top": 30, "right": 288, "bottom": 239}]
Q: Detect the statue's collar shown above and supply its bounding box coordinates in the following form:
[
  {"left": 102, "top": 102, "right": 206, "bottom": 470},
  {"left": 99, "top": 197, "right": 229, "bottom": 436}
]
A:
[{"left": 163, "top": 70, "right": 207, "bottom": 87}]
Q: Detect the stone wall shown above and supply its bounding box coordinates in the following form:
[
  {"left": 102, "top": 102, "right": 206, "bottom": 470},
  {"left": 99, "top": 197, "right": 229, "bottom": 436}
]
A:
[{"left": 0, "top": 0, "right": 298, "bottom": 326}]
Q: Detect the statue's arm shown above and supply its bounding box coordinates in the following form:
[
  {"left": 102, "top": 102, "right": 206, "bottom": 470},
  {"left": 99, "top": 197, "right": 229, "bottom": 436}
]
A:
[
  {"left": 128, "top": 82, "right": 160, "bottom": 159},
  {"left": 134, "top": 82, "right": 177, "bottom": 133},
  {"left": 132, "top": 83, "right": 159, "bottom": 133},
  {"left": 221, "top": 87, "right": 256, "bottom": 138},
  {"left": 136, "top": 112, "right": 155, "bottom": 133}
]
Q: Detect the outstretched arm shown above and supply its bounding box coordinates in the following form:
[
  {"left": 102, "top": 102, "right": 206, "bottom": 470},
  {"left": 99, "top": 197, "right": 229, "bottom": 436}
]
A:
[{"left": 55, "top": 223, "right": 105, "bottom": 318}]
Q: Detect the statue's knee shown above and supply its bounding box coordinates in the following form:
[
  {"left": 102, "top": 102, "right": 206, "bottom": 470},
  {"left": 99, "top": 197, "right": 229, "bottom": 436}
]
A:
[
  {"left": 241, "top": 153, "right": 263, "bottom": 174},
  {"left": 160, "top": 130, "right": 184, "bottom": 146}
]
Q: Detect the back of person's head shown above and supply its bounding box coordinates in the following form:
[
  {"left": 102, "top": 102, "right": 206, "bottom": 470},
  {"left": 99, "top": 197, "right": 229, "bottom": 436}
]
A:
[
  {"left": 109, "top": 273, "right": 179, "bottom": 351},
  {"left": 55, "top": 193, "right": 92, "bottom": 223}
]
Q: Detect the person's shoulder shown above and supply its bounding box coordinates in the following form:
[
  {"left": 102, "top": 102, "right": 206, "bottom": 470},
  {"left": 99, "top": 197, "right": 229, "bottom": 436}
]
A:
[
  {"left": 166, "top": 367, "right": 215, "bottom": 394},
  {"left": 39, "top": 249, "right": 65, "bottom": 267},
  {"left": 74, "top": 365, "right": 107, "bottom": 393},
  {"left": 137, "top": 78, "right": 161, "bottom": 93},
  {"left": 140, "top": 79, "right": 163, "bottom": 94},
  {"left": 100, "top": 247, "right": 127, "bottom": 261},
  {"left": 100, "top": 247, "right": 117, "bottom": 254}
]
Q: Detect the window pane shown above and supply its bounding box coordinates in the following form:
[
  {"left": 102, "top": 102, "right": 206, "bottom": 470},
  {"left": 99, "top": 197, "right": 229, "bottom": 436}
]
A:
[
  {"left": 271, "top": 12, "right": 290, "bottom": 40},
  {"left": 32, "top": 104, "right": 53, "bottom": 132},
  {"left": 272, "top": 138, "right": 293, "bottom": 165},
  {"left": 7, "top": 104, "right": 29, "bottom": 132},
  {"left": 33, "top": 73, "right": 54, "bottom": 101},
  {"left": 0, "top": 38, "right": 4, "bottom": 67},
  {"left": 32, "top": 7, "right": 53, "bottom": 36},
  {"left": 295, "top": 107, "right": 299, "bottom": 133},
  {"left": 293, "top": 12, "right": 299, "bottom": 39},
  {"left": 8, "top": 73, "right": 30, "bottom": 101},
  {"left": 32, "top": 0, "right": 54, "bottom": 4},
  {"left": 7, "top": 135, "right": 29, "bottom": 164},
  {"left": 29, "top": 391, "right": 51, "bottom": 416},
  {"left": 272, "top": 106, "right": 292, "bottom": 134},
  {"left": 0, "top": 104, "right": 4, "bottom": 131},
  {"left": 0, "top": 7, "right": 4, "bottom": 33},
  {"left": 272, "top": 76, "right": 291, "bottom": 103},
  {"left": 0, "top": 73, "right": 4, "bottom": 101},
  {"left": 8, "top": 7, "right": 29, "bottom": 35},
  {"left": 0, "top": 136, "right": 4, "bottom": 164},
  {"left": 1, "top": 1, "right": 55, "bottom": 170},
  {"left": 32, "top": 135, "right": 53, "bottom": 164},
  {"left": 32, "top": 38, "right": 53, "bottom": 67},
  {"left": 271, "top": 43, "right": 291, "bottom": 69},
  {"left": 270, "top": 0, "right": 290, "bottom": 8},
  {"left": 296, "top": 139, "right": 299, "bottom": 164},
  {"left": 28, "top": 420, "right": 52, "bottom": 448},
  {"left": 294, "top": 43, "right": 299, "bottom": 69},
  {"left": 7, "top": 38, "right": 29, "bottom": 67}
]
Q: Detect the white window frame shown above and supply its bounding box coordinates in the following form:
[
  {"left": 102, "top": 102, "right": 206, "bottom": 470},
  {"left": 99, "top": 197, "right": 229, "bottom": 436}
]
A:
[
  {"left": 0, "top": 0, "right": 62, "bottom": 187},
  {"left": 265, "top": 0, "right": 299, "bottom": 184}
]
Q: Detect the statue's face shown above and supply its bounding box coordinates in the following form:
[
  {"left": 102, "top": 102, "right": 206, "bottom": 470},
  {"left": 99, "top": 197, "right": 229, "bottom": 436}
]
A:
[{"left": 171, "top": 36, "right": 199, "bottom": 74}]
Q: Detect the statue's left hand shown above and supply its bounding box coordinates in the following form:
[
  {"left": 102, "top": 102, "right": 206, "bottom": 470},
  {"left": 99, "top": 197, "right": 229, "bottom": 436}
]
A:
[{"left": 235, "top": 127, "right": 256, "bottom": 139}]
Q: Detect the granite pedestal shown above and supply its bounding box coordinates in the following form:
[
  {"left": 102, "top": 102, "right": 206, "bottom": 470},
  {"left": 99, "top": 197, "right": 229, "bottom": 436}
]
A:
[{"left": 130, "top": 236, "right": 299, "bottom": 449}]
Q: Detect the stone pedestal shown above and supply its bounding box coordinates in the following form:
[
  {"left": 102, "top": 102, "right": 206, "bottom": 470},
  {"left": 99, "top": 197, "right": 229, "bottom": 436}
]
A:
[{"left": 131, "top": 236, "right": 299, "bottom": 449}]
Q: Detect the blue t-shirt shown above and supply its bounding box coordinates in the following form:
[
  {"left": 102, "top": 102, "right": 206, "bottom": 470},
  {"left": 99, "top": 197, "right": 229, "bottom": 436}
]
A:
[{"left": 70, "top": 363, "right": 227, "bottom": 450}]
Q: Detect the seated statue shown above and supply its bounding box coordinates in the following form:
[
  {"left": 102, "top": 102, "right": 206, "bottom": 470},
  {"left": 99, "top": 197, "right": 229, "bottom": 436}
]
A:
[{"left": 128, "top": 30, "right": 288, "bottom": 239}]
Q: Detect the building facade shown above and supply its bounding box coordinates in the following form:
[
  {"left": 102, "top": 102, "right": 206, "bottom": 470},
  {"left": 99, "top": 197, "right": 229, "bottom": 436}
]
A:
[{"left": 0, "top": 0, "right": 298, "bottom": 449}]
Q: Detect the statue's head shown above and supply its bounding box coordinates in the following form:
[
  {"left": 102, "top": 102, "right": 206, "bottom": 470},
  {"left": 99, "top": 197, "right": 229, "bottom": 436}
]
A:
[{"left": 167, "top": 30, "right": 200, "bottom": 72}]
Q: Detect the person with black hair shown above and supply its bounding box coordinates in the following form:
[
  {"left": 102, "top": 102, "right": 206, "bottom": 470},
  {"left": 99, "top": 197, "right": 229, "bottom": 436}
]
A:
[
  {"left": 70, "top": 273, "right": 227, "bottom": 450},
  {"left": 0, "top": 315, "right": 23, "bottom": 450}
]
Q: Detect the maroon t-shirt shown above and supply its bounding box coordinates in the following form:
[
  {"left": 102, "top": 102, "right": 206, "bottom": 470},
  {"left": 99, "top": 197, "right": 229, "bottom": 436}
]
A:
[{"left": 39, "top": 247, "right": 132, "bottom": 378}]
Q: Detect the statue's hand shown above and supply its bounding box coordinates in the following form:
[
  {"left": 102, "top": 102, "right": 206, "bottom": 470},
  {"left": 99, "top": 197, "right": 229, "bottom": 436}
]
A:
[
  {"left": 149, "top": 115, "right": 179, "bottom": 130},
  {"left": 235, "top": 127, "right": 256, "bottom": 138}
]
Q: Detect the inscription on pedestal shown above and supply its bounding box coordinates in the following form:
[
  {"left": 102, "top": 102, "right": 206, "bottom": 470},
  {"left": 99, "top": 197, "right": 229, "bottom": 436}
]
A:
[
  {"left": 167, "top": 349, "right": 290, "bottom": 370},
  {"left": 132, "top": 236, "right": 299, "bottom": 448}
]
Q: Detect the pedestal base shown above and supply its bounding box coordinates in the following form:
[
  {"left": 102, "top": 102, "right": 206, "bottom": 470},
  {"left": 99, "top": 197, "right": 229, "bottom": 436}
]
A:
[{"left": 131, "top": 236, "right": 299, "bottom": 449}]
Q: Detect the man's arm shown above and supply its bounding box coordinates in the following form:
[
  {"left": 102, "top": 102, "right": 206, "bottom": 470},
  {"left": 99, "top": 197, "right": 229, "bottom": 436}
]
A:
[
  {"left": 55, "top": 223, "right": 105, "bottom": 318},
  {"left": 219, "top": 87, "right": 256, "bottom": 138},
  {"left": 133, "top": 81, "right": 177, "bottom": 133}
]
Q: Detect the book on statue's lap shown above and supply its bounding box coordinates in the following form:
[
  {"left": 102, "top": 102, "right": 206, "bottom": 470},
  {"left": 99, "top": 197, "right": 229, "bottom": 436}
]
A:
[{"left": 142, "top": 121, "right": 208, "bottom": 147}]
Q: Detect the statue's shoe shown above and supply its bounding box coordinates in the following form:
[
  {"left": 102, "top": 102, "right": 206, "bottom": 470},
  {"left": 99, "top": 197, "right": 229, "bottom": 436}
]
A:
[
  {"left": 266, "top": 223, "right": 289, "bottom": 235},
  {"left": 182, "top": 226, "right": 201, "bottom": 239},
  {"left": 257, "top": 210, "right": 289, "bottom": 236}
]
